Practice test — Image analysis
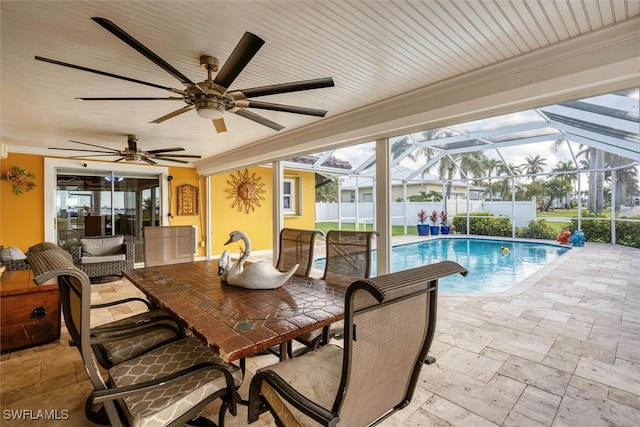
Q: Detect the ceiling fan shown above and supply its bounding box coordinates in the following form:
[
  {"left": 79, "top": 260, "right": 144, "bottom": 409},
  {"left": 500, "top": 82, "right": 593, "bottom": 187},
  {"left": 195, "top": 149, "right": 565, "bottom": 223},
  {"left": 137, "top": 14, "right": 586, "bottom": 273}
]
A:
[
  {"left": 49, "top": 135, "right": 201, "bottom": 165},
  {"left": 35, "top": 17, "right": 335, "bottom": 133}
]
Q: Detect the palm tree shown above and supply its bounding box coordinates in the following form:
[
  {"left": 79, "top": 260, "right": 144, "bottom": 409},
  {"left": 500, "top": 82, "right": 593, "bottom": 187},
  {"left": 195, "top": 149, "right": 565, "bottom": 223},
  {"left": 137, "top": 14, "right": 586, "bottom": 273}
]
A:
[
  {"left": 497, "top": 162, "right": 522, "bottom": 200},
  {"left": 390, "top": 136, "right": 413, "bottom": 160},
  {"left": 482, "top": 158, "right": 501, "bottom": 200},
  {"left": 552, "top": 160, "right": 577, "bottom": 208},
  {"left": 604, "top": 154, "right": 639, "bottom": 209},
  {"left": 577, "top": 147, "right": 605, "bottom": 213},
  {"left": 521, "top": 155, "right": 547, "bottom": 181},
  {"left": 436, "top": 151, "right": 487, "bottom": 200}
]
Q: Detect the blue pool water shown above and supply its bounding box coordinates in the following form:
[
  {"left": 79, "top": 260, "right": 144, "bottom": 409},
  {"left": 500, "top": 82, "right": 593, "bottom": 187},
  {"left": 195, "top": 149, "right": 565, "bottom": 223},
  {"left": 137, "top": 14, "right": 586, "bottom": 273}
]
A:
[{"left": 316, "top": 238, "right": 571, "bottom": 293}]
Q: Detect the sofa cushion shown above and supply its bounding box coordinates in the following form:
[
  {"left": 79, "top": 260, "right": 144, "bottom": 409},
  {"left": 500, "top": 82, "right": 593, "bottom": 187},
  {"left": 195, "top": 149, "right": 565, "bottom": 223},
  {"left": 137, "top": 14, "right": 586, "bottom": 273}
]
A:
[
  {"left": 1, "top": 246, "right": 26, "bottom": 261},
  {"left": 81, "top": 236, "right": 124, "bottom": 257},
  {"left": 80, "top": 254, "right": 126, "bottom": 264}
]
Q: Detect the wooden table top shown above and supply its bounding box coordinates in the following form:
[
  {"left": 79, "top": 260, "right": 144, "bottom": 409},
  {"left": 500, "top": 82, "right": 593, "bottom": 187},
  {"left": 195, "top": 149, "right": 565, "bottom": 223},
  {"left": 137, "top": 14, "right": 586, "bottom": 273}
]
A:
[
  {"left": 1, "top": 269, "right": 58, "bottom": 296},
  {"left": 123, "top": 260, "right": 347, "bottom": 362}
]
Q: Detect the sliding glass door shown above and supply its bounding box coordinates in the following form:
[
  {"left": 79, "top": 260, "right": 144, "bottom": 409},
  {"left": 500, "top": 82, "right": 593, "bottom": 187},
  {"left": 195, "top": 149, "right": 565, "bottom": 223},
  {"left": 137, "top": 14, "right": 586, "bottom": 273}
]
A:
[{"left": 55, "top": 169, "right": 161, "bottom": 262}]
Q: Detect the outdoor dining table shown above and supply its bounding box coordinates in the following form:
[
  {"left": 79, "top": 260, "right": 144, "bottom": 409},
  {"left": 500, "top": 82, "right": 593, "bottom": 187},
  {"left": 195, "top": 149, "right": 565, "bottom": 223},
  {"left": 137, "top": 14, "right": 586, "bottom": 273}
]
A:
[{"left": 122, "top": 260, "right": 347, "bottom": 363}]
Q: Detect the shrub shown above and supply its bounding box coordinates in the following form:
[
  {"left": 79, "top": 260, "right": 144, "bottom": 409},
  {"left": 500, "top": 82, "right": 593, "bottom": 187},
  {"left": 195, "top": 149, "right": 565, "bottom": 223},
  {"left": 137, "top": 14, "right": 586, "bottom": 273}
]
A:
[
  {"left": 570, "top": 212, "right": 610, "bottom": 243},
  {"left": 613, "top": 215, "right": 640, "bottom": 249},
  {"left": 568, "top": 212, "right": 640, "bottom": 248},
  {"left": 452, "top": 212, "right": 512, "bottom": 237},
  {"left": 517, "top": 219, "right": 556, "bottom": 240}
]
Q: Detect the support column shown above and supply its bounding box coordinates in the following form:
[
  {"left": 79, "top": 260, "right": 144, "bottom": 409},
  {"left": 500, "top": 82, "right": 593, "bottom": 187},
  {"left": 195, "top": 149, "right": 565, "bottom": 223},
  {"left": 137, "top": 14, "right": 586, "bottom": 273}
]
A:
[
  {"left": 272, "top": 161, "right": 284, "bottom": 264},
  {"left": 375, "top": 138, "right": 391, "bottom": 276}
]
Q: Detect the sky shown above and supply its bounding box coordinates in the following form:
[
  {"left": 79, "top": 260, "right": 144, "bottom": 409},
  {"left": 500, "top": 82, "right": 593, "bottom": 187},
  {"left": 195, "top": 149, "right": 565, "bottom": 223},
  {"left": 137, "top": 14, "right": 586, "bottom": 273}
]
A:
[{"left": 327, "top": 89, "right": 639, "bottom": 180}]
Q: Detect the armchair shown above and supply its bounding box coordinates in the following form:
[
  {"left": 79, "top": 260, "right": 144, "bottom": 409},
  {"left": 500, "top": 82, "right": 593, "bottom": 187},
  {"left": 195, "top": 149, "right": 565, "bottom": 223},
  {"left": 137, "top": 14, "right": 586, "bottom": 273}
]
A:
[
  {"left": 27, "top": 248, "right": 242, "bottom": 427},
  {"left": 69, "top": 235, "right": 134, "bottom": 282},
  {"left": 248, "top": 261, "right": 468, "bottom": 426}
]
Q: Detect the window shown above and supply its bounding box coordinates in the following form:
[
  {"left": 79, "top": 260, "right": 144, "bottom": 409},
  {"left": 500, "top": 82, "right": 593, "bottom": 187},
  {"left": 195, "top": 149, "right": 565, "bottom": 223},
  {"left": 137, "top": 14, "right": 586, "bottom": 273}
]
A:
[{"left": 283, "top": 177, "right": 301, "bottom": 215}]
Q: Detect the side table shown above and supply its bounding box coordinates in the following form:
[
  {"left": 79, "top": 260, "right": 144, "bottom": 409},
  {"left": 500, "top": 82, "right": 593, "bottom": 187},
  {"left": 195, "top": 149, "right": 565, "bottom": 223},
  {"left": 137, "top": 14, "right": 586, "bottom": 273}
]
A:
[{"left": 1, "top": 269, "right": 60, "bottom": 353}]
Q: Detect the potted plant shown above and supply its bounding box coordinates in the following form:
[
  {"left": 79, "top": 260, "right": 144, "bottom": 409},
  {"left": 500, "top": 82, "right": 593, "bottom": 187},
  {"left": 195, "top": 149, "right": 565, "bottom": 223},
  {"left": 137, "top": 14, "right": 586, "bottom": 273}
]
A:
[
  {"left": 416, "top": 209, "right": 429, "bottom": 236},
  {"left": 440, "top": 211, "right": 450, "bottom": 234},
  {"left": 429, "top": 210, "right": 440, "bottom": 235}
]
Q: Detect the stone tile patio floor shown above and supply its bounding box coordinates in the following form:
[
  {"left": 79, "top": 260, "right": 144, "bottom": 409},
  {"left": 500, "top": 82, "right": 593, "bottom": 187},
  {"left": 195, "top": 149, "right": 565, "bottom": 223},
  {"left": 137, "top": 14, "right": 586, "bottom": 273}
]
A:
[{"left": 1, "top": 240, "right": 638, "bottom": 426}]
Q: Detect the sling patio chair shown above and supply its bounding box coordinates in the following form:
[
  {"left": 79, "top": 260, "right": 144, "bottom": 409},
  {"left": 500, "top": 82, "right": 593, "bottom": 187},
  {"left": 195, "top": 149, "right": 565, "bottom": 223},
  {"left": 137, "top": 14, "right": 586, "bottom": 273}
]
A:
[
  {"left": 275, "top": 228, "right": 324, "bottom": 277},
  {"left": 291, "top": 230, "right": 378, "bottom": 356},
  {"left": 248, "top": 261, "right": 468, "bottom": 426},
  {"left": 27, "top": 249, "right": 242, "bottom": 427},
  {"left": 28, "top": 244, "right": 185, "bottom": 369}
]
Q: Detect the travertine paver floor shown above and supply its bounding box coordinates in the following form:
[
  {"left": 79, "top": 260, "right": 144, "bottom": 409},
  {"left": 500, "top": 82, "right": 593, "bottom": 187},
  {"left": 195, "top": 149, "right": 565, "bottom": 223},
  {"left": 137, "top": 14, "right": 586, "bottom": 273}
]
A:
[{"left": 1, "top": 240, "right": 638, "bottom": 426}]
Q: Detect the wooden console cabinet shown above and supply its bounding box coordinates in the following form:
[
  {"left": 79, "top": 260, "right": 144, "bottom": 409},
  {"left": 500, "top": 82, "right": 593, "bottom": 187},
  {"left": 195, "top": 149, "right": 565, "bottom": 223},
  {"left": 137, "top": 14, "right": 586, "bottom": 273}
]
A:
[{"left": 1, "top": 269, "right": 60, "bottom": 353}]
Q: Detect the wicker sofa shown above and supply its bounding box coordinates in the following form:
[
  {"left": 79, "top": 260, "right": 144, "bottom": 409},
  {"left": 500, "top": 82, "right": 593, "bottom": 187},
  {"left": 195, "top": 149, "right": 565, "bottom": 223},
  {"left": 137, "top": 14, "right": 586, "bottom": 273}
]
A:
[
  {"left": 68, "top": 235, "right": 134, "bottom": 283},
  {"left": 0, "top": 245, "right": 30, "bottom": 271}
]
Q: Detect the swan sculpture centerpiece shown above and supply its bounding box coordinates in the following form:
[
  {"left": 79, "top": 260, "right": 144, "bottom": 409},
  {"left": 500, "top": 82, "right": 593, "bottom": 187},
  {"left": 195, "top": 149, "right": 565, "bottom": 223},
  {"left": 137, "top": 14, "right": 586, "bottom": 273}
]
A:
[{"left": 218, "top": 230, "right": 298, "bottom": 289}]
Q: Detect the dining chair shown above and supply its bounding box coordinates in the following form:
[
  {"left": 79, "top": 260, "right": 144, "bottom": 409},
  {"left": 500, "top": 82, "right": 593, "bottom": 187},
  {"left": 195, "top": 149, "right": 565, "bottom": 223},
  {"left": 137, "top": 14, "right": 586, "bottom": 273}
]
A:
[
  {"left": 322, "top": 229, "right": 378, "bottom": 286},
  {"left": 275, "top": 228, "right": 324, "bottom": 276},
  {"left": 89, "top": 298, "right": 185, "bottom": 369},
  {"left": 143, "top": 225, "right": 195, "bottom": 267},
  {"left": 291, "top": 230, "right": 378, "bottom": 356},
  {"left": 248, "top": 261, "right": 468, "bottom": 426},
  {"left": 27, "top": 248, "right": 242, "bottom": 427},
  {"left": 27, "top": 244, "right": 186, "bottom": 369}
]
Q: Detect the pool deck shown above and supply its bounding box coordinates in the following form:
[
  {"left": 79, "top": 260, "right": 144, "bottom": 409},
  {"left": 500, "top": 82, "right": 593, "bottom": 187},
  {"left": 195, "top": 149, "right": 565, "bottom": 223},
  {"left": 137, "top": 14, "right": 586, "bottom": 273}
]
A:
[{"left": 1, "top": 238, "right": 638, "bottom": 426}]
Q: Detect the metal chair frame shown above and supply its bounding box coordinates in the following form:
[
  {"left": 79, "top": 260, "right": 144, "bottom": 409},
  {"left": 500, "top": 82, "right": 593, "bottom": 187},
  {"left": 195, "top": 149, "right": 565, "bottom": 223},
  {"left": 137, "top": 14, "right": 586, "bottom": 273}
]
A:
[
  {"left": 248, "top": 261, "right": 468, "bottom": 426},
  {"left": 27, "top": 248, "right": 239, "bottom": 427}
]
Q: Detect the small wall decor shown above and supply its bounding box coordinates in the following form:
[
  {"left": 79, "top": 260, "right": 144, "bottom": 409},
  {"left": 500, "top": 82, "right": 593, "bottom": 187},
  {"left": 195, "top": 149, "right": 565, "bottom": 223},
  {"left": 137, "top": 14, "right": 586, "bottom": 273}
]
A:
[
  {"left": 177, "top": 184, "right": 199, "bottom": 215},
  {"left": 226, "top": 169, "right": 266, "bottom": 214},
  {"left": 1, "top": 166, "right": 36, "bottom": 195}
]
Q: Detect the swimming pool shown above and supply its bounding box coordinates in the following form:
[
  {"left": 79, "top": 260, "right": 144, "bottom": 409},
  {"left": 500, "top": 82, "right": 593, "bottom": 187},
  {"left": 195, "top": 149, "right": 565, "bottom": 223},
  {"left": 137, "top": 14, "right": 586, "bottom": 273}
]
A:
[{"left": 316, "top": 238, "right": 571, "bottom": 293}]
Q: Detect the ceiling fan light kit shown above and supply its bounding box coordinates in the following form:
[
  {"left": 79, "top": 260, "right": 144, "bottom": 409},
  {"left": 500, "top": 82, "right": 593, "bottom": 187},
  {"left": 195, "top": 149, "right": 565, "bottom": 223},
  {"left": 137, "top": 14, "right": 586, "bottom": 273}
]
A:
[
  {"left": 36, "top": 17, "right": 335, "bottom": 134},
  {"left": 195, "top": 100, "right": 225, "bottom": 120}
]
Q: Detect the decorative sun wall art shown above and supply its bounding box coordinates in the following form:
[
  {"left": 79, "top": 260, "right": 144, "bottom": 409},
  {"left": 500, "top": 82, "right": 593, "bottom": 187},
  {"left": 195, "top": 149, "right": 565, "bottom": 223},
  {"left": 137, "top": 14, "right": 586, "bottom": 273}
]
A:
[{"left": 226, "top": 169, "right": 266, "bottom": 214}]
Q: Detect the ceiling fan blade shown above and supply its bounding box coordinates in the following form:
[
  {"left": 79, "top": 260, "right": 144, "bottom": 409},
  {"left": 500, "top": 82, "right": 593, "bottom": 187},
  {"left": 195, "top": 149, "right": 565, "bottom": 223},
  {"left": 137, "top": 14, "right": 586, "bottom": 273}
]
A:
[
  {"left": 35, "top": 56, "right": 180, "bottom": 93},
  {"left": 92, "top": 17, "right": 195, "bottom": 86},
  {"left": 231, "top": 77, "right": 335, "bottom": 99},
  {"left": 213, "top": 32, "right": 265, "bottom": 89},
  {"left": 142, "top": 157, "right": 158, "bottom": 165},
  {"left": 66, "top": 154, "right": 123, "bottom": 158},
  {"left": 238, "top": 100, "right": 327, "bottom": 117},
  {"left": 154, "top": 157, "right": 189, "bottom": 164},
  {"left": 154, "top": 154, "right": 202, "bottom": 158},
  {"left": 114, "top": 157, "right": 126, "bottom": 162},
  {"left": 234, "top": 109, "right": 284, "bottom": 131},
  {"left": 66, "top": 140, "right": 121, "bottom": 152},
  {"left": 77, "top": 97, "right": 183, "bottom": 101},
  {"left": 149, "top": 106, "right": 194, "bottom": 124},
  {"left": 213, "top": 118, "right": 227, "bottom": 133},
  {"left": 147, "top": 147, "right": 186, "bottom": 154},
  {"left": 49, "top": 147, "right": 118, "bottom": 154}
]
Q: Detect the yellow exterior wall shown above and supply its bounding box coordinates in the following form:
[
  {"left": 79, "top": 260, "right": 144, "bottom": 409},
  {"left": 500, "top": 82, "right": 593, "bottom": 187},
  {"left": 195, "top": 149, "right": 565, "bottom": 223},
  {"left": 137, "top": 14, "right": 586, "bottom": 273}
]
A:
[
  {"left": 209, "top": 167, "right": 316, "bottom": 256},
  {"left": 166, "top": 166, "right": 207, "bottom": 258},
  {"left": 0, "top": 153, "right": 45, "bottom": 251},
  {"left": 1, "top": 154, "right": 316, "bottom": 258}
]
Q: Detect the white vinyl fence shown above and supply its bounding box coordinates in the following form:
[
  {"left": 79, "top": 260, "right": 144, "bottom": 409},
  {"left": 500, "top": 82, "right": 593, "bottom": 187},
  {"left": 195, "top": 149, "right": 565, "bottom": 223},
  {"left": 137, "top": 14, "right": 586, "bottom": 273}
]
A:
[{"left": 316, "top": 200, "right": 536, "bottom": 230}]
